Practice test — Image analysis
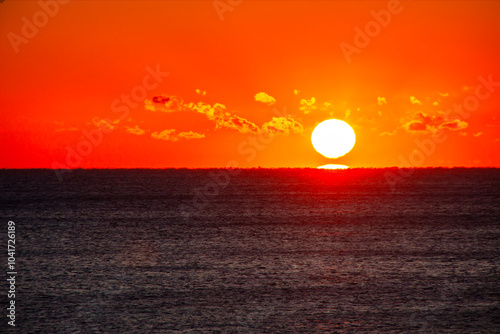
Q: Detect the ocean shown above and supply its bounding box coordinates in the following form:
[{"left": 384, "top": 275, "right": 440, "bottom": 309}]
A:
[{"left": 1, "top": 168, "right": 499, "bottom": 333}]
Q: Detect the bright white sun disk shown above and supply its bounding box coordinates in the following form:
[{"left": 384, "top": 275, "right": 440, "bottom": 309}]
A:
[{"left": 311, "top": 119, "right": 356, "bottom": 158}]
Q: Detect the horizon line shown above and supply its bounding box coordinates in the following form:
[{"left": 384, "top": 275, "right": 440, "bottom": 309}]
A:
[{"left": 1, "top": 167, "right": 500, "bottom": 171}]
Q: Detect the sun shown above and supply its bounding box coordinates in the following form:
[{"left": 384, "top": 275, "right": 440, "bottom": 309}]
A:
[{"left": 311, "top": 119, "right": 356, "bottom": 159}]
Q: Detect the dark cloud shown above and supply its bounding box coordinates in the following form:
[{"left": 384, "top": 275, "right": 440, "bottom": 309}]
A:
[{"left": 152, "top": 96, "right": 170, "bottom": 104}]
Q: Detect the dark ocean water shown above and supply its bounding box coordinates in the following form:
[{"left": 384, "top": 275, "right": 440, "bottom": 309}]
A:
[{"left": 1, "top": 168, "right": 499, "bottom": 333}]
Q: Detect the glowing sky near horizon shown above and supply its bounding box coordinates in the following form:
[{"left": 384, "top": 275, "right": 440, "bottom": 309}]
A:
[{"left": 0, "top": 0, "right": 499, "bottom": 168}]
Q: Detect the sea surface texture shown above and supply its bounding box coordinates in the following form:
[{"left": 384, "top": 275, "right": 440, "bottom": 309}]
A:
[{"left": 1, "top": 168, "right": 499, "bottom": 333}]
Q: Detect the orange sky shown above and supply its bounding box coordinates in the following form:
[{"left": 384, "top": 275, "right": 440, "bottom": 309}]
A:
[{"left": 1, "top": 0, "right": 499, "bottom": 168}]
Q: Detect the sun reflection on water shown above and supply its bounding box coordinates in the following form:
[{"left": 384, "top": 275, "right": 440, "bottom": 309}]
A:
[{"left": 317, "top": 164, "right": 349, "bottom": 170}]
